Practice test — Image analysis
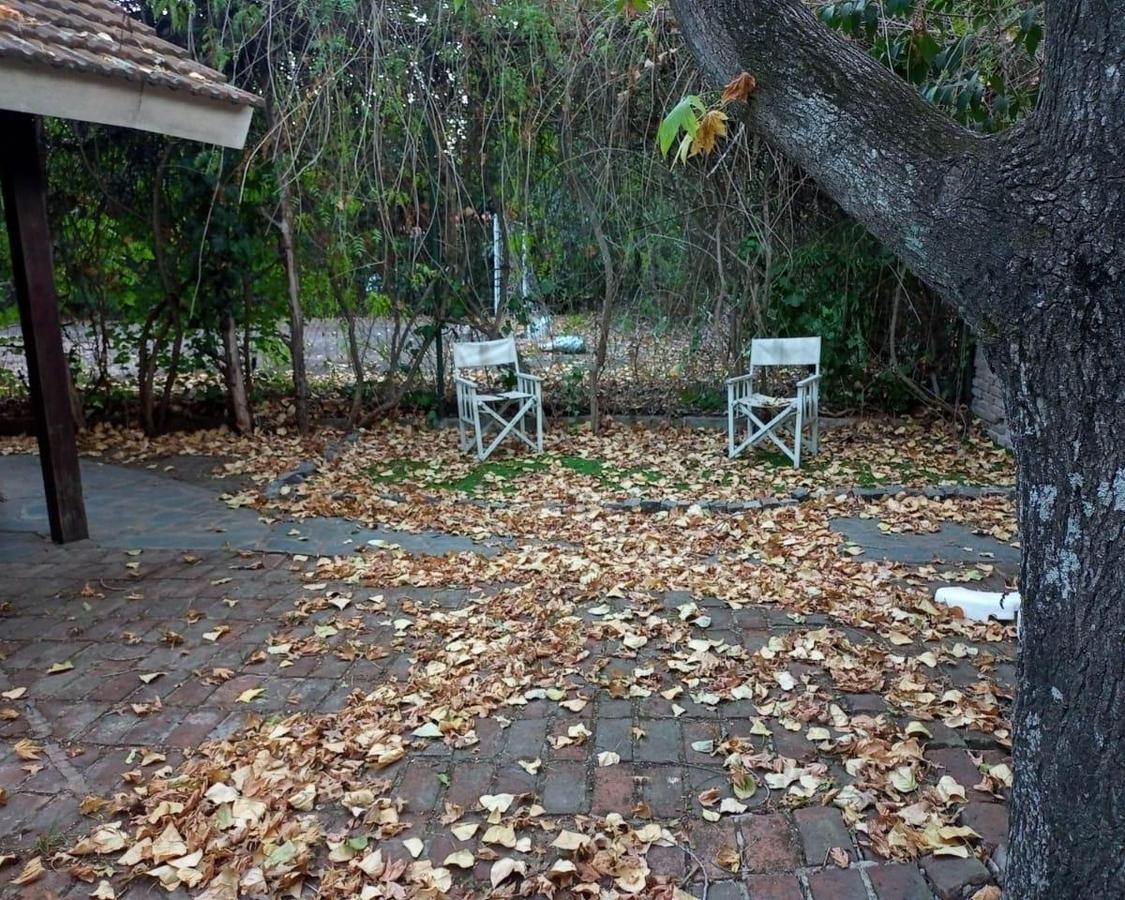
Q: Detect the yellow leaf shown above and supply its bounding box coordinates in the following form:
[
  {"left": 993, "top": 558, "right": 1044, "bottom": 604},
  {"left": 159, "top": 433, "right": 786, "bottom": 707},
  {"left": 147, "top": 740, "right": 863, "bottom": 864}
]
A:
[
  {"left": 236, "top": 688, "right": 264, "bottom": 703},
  {"left": 689, "top": 109, "right": 729, "bottom": 158},
  {"left": 12, "top": 856, "right": 44, "bottom": 885},
  {"left": 14, "top": 739, "right": 42, "bottom": 761}
]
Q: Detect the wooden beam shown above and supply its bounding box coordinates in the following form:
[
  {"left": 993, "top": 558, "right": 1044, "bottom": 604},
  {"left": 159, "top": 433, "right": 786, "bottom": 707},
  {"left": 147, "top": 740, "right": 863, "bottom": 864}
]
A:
[{"left": 0, "top": 111, "right": 88, "bottom": 543}]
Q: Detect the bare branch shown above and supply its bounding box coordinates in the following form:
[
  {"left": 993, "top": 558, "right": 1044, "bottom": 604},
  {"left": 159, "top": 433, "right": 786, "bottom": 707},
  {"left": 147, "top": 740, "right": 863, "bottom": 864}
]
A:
[{"left": 670, "top": 0, "right": 999, "bottom": 307}]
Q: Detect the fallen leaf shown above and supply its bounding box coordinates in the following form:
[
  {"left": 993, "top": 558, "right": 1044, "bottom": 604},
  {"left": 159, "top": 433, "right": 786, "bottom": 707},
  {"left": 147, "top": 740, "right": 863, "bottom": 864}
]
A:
[
  {"left": 721, "top": 71, "right": 757, "bottom": 105},
  {"left": 490, "top": 857, "right": 526, "bottom": 888},
  {"left": 443, "top": 849, "right": 474, "bottom": 868},
  {"left": 12, "top": 856, "right": 44, "bottom": 885}
]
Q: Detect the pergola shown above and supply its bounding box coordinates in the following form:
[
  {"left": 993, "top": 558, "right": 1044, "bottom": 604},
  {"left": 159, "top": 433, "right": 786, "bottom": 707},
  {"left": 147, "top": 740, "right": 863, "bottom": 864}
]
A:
[{"left": 0, "top": 0, "right": 261, "bottom": 542}]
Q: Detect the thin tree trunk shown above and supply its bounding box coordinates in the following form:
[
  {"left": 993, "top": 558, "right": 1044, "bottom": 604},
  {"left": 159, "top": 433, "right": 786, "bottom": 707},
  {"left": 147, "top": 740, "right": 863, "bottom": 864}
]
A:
[
  {"left": 156, "top": 303, "right": 183, "bottom": 432},
  {"left": 265, "top": 92, "right": 311, "bottom": 436},
  {"left": 221, "top": 311, "right": 253, "bottom": 434},
  {"left": 560, "top": 101, "right": 618, "bottom": 433},
  {"left": 340, "top": 279, "right": 367, "bottom": 428},
  {"left": 275, "top": 176, "right": 310, "bottom": 435},
  {"left": 242, "top": 276, "right": 255, "bottom": 397}
]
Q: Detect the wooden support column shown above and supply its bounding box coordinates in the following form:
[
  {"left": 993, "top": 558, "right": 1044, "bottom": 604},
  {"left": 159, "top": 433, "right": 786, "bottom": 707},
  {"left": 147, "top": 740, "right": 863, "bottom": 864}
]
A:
[{"left": 0, "top": 111, "right": 88, "bottom": 543}]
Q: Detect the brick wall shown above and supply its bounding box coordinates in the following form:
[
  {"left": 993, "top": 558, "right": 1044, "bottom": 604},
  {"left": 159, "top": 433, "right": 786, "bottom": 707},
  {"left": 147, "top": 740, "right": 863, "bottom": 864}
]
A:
[{"left": 972, "top": 345, "right": 1012, "bottom": 448}]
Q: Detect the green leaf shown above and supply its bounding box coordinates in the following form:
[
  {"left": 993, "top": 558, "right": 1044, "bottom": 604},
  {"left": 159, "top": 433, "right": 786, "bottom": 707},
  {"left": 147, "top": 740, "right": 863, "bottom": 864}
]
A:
[{"left": 658, "top": 95, "right": 705, "bottom": 158}]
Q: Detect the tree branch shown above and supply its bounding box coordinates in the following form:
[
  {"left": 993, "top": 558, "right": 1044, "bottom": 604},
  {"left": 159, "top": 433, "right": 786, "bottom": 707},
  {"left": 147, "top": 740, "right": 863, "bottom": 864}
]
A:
[{"left": 670, "top": 0, "right": 997, "bottom": 306}]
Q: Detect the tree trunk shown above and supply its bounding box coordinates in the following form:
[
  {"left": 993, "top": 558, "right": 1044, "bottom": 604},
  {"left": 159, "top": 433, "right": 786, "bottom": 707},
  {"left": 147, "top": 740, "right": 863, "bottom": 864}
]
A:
[
  {"left": 242, "top": 276, "right": 255, "bottom": 397},
  {"left": 221, "top": 311, "right": 253, "bottom": 435},
  {"left": 156, "top": 303, "right": 183, "bottom": 433},
  {"left": 670, "top": 1, "right": 1125, "bottom": 894},
  {"left": 275, "top": 176, "right": 310, "bottom": 436},
  {"left": 340, "top": 278, "right": 367, "bottom": 428},
  {"left": 265, "top": 92, "right": 311, "bottom": 436}
]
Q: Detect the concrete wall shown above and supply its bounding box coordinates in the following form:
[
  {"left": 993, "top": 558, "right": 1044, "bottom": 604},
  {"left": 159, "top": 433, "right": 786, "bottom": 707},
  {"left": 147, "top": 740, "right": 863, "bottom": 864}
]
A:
[{"left": 972, "top": 345, "right": 1012, "bottom": 448}]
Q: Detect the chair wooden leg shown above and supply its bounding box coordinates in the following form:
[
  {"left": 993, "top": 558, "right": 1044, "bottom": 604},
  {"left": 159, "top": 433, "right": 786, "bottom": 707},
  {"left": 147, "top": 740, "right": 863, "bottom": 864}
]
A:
[
  {"left": 727, "top": 388, "right": 736, "bottom": 458},
  {"left": 473, "top": 404, "right": 485, "bottom": 461},
  {"left": 536, "top": 399, "right": 543, "bottom": 453},
  {"left": 793, "top": 407, "right": 803, "bottom": 469},
  {"left": 810, "top": 399, "right": 820, "bottom": 456}
]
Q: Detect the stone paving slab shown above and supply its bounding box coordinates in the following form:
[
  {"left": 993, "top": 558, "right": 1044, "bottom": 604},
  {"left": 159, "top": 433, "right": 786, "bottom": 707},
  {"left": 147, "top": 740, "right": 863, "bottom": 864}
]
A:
[
  {"left": 0, "top": 532, "right": 1010, "bottom": 898},
  {"left": 0, "top": 454, "right": 499, "bottom": 557},
  {"left": 829, "top": 516, "right": 1020, "bottom": 569}
]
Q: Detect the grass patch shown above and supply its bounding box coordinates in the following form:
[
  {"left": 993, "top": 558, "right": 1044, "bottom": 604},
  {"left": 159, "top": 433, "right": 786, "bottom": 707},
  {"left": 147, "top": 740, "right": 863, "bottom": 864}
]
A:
[
  {"left": 559, "top": 455, "right": 675, "bottom": 490},
  {"left": 559, "top": 456, "right": 609, "bottom": 478},
  {"left": 434, "top": 458, "right": 549, "bottom": 494},
  {"left": 754, "top": 448, "right": 796, "bottom": 470},
  {"left": 369, "top": 458, "right": 433, "bottom": 485}
]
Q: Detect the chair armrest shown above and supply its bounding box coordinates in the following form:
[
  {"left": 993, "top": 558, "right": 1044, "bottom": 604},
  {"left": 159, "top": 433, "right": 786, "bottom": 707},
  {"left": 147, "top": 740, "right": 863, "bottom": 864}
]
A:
[
  {"left": 454, "top": 375, "right": 478, "bottom": 392},
  {"left": 796, "top": 374, "right": 821, "bottom": 388},
  {"left": 516, "top": 372, "right": 542, "bottom": 383},
  {"left": 726, "top": 373, "right": 755, "bottom": 386}
]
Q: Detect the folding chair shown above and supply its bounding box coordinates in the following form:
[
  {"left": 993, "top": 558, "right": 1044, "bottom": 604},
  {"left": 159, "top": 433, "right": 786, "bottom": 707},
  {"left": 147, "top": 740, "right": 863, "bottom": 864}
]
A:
[
  {"left": 453, "top": 336, "right": 544, "bottom": 461},
  {"left": 727, "top": 336, "right": 821, "bottom": 468}
]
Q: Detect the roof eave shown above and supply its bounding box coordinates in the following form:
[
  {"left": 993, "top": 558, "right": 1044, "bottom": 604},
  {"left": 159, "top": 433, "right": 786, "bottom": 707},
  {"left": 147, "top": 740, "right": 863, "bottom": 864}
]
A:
[{"left": 0, "top": 58, "right": 257, "bottom": 149}]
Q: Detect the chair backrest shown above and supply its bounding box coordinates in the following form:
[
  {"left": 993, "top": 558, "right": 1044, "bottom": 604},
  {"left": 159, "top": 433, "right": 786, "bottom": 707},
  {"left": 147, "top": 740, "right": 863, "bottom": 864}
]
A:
[
  {"left": 452, "top": 336, "right": 519, "bottom": 372},
  {"left": 749, "top": 336, "right": 821, "bottom": 375}
]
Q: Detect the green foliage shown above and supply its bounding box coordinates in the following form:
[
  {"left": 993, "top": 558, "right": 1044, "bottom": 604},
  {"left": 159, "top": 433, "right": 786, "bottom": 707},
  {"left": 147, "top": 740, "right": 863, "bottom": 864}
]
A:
[
  {"left": 764, "top": 225, "right": 918, "bottom": 411},
  {"left": 815, "top": 0, "right": 1041, "bottom": 132}
]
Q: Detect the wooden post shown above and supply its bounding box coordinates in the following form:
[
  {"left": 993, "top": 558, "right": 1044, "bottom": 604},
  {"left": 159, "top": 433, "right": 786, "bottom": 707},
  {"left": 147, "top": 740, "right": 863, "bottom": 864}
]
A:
[{"left": 0, "top": 111, "right": 88, "bottom": 543}]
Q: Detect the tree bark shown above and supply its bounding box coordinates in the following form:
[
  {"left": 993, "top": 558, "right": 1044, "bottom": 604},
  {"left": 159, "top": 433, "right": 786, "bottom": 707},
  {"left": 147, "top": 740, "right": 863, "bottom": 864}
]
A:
[
  {"left": 221, "top": 311, "right": 253, "bottom": 435},
  {"left": 989, "top": 299, "right": 1125, "bottom": 897},
  {"left": 670, "top": 1, "right": 1125, "bottom": 895}
]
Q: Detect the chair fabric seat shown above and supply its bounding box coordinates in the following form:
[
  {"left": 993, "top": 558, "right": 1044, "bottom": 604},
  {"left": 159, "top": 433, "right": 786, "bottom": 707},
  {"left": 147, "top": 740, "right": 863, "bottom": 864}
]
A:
[
  {"left": 476, "top": 390, "right": 534, "bottom": 403},
  {"left": 735, "top": 393, "right": 795, "bottom": 408}
]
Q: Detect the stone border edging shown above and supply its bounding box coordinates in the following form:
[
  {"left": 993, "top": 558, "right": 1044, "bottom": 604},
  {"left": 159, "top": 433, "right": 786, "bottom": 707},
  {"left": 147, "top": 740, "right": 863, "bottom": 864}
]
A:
[{"left": 603, "top": 483, "right": 1015, "bottom": 513}]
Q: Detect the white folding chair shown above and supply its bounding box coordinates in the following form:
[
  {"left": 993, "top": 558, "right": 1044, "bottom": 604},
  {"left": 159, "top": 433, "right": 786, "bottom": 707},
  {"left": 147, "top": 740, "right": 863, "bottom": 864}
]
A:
[
  {"left": 727, "top": 336, "right": 821, "bottom": 468},
  {"left": 453, "top": 336, "right": 544, "bottom": 461}
]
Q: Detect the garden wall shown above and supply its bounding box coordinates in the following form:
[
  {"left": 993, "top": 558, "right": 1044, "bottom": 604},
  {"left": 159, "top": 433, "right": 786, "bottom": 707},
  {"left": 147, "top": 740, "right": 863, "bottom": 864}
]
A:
[{"left": 972, "top": 345, "right": 1012, "bottom": 449}]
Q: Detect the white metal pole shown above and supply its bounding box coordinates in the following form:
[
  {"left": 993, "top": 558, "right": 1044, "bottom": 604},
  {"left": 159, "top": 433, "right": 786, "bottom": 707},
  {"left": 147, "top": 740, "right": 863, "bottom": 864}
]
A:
[
  {"left": 493, "top": 212, "right": 502, "bottom": 317},
  {"left": 521, "top": 227, "right": 530, "bottom": 300}
]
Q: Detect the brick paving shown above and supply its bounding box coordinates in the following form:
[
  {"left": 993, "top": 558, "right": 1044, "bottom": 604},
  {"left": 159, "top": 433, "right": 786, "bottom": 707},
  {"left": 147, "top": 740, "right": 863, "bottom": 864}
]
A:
[{"left": 0, "top": 516, "right": 1014, "bottom": 897}]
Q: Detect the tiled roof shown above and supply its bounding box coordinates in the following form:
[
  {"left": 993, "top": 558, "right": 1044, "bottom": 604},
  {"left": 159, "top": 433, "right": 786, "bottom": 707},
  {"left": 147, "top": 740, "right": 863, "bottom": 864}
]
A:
[{"left": 0, "top": 0, "right": 262, "bottom": 108}]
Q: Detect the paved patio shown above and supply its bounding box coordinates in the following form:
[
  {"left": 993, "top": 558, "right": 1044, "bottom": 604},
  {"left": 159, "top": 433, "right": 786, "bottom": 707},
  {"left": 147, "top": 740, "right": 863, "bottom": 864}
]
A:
[
  {"left": 0, "top": 458, "right": 1014, "bottom": 899},
  {"left": 0, "top": 455, "right": 499, "bottom": 557}
]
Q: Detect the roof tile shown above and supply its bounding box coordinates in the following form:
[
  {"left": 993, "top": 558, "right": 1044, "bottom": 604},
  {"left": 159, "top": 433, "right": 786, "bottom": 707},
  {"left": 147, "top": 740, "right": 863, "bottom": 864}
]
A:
[{"left": 0, "top": 0, "right": 262, "bottom": 108}]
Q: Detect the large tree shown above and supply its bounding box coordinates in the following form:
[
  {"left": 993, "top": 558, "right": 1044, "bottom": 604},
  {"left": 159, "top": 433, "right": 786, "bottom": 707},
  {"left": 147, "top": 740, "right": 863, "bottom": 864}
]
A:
[{"left": 669, "top": 1, "right": 1124, "bottom": 896}]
